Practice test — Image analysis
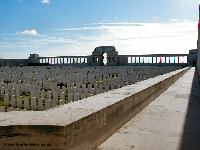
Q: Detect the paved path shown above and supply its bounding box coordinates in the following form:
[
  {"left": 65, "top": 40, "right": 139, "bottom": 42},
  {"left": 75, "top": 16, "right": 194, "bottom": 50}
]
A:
[{"left": 98, "top": 68, "right": 200, "bottom": 150}]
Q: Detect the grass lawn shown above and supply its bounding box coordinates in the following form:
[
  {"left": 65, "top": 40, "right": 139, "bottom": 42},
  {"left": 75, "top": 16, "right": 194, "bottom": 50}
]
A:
[{"left": 0, "top": 97, "right": 4, "bottom": 106}]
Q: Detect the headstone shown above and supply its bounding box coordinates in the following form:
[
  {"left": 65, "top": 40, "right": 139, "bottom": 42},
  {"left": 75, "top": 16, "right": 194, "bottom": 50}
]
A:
[
  {"left": 31, "top": 97, "right": 37, "bottom": 111},
  {"left": 24, "top": 97, "right": 30, "bottom": 110},
  {"left": 11, "top": 95, "right": 17, "bottom": 107},
  {"left": 4, "top": 94, "right": 10, "bottom": 107},
  {"left": 17, "top": 96, "right": 23, "bottom": 109}
]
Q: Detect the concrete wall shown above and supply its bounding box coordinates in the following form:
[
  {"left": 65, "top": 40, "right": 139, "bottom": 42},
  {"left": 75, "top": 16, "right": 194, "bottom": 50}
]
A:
[
  {"left": 188, "top": 49, "right": 198, "bottom": 66},
  {"left": 0, "top": 67, "right": 190, "bottom": 150},
  {"left": 197, "top": 49, "right": 200, "bottom": 78}
]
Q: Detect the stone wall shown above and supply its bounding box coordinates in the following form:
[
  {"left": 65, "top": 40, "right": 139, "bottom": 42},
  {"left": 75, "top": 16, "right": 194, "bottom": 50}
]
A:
[
  {"left": 0, "top": 67, "right": 189, "bottom": 150},
  {"left": 0, "top": 59, "right": 28, "bottom": 67},
  {"left": 0, "top": 46, "right": 193, "bottom": 67},
  {"left": 197, "top": 49, "right": 200, "bottom": 79}
]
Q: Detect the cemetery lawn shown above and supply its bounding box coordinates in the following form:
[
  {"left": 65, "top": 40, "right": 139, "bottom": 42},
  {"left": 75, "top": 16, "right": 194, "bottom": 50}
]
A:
[{"left": 0, "top": 97, "right": 4, "bottom": 106}]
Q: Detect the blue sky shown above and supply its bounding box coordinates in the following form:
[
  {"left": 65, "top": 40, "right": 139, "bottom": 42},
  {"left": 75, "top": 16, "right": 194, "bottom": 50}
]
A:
[{"left": 0, "top": 0, "right": 199, "bottom": 58}]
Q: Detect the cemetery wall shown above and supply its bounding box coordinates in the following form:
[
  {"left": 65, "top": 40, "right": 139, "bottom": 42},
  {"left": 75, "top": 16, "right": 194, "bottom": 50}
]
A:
[
  {"left": 0, "top": 59, "right": 28, "bottom": 67},
  {"left": 0, "top": 67, "right": 190, "bottom": 150}
]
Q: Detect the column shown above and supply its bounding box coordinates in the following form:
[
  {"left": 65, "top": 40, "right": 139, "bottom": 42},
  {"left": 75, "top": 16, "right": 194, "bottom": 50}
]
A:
[
  {"left": 159, "top": 56, "right": 162, "bottom": 63},
  {"left": 178, "top": 56, "right": 180, "bottom": 64}
]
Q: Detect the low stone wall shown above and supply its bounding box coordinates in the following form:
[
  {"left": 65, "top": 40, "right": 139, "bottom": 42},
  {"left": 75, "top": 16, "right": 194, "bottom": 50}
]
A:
[
  {"left": 0, "top": 67, "right": 190, "bottom": 150},
  {"left": 0, "top": 59, "right": 28, "bottom": 67}
]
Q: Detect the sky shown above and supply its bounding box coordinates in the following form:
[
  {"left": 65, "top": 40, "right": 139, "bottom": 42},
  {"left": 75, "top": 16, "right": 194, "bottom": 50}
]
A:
[{"left": 0, "top": 0, "right": 199, "bottom": 58}]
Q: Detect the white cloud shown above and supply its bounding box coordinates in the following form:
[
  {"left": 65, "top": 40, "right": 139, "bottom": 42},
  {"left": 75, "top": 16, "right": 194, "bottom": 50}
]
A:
[
  {"left": 168, "top": 18, "right": 179, "bottom": 22},
  {"left": 41, "top": 0, "right": 51, "bottom": 5},
  {"left": 55, "top": 26, "right": 106, "bottom": 31},
  {"left": 85, "top": 22, "right": 144, "bottom": 26},
  {"left": 63, "top": 22, "right": 197, "bottom": 55},
  {"left": 17, "top": 29, "right": 38, "bottom": 36},
  {"left": 2, "top": 21, "right": 198, "bottom": 58},
  {"left": 183, "top": 19, "right": 191, "bottom": 22},
  {"left": 55, "top": 23, "right": 144, "bottom": 31}
]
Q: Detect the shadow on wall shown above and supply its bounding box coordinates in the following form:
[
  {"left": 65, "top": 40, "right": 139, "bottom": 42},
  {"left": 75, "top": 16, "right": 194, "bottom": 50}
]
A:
[
  {"left": 179, "top": 69, "right": 200, "bottom": 150},
  {"left": 198, "top": 51, "right": 200, "bottom": 81}
]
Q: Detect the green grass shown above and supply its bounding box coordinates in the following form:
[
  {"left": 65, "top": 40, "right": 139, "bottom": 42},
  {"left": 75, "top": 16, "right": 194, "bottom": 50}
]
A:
[
  {"left": 0, "top": 97, "right": 4, "bottom": 106},
  {"left": 95, "top": 80, "right": 104, "bottom": 85}
]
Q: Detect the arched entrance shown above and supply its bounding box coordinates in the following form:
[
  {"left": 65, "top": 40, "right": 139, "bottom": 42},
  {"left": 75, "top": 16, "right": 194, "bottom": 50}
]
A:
[
  {"left": 90, "top": 46, "right": 119, "bottom": 66},
  {"left": 103, "top": 53, "right": 108, "bottom": 66}
]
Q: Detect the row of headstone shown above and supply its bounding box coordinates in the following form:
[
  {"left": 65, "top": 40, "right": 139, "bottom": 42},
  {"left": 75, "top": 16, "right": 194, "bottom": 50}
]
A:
[{"left": 0, "top": 66, "right": 181, "bottom": 111}]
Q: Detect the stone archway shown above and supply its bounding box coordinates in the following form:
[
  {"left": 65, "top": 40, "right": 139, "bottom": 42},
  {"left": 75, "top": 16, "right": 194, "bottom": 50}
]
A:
[
  {"left": 103, "top": 53, "right": 108, "bottom": 66},
  {"left": 90, "top": 46, "right": 119, "bottom": 66}
]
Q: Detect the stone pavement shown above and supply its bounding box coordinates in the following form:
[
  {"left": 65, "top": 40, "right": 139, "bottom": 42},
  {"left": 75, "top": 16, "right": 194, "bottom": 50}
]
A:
[{"left": 98, "top": 68, "right": 200, "bottom": 150}]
